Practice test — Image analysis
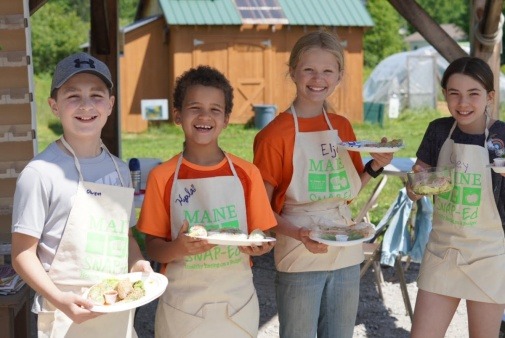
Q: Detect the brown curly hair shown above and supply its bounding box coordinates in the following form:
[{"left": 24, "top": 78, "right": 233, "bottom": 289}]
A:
[{"left": 173, "top": 65, "right": 234, "bottom": 115}]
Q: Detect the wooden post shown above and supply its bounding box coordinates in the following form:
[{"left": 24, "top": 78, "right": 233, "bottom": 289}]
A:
[
  {"left": 470, "top": 0, "right": 503, "bottom": 119},
  {"left": 89, "top": 0, "right": 121, "bottom": 156}
]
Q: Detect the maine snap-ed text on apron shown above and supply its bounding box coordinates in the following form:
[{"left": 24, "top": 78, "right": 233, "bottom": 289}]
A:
[
  {"left": 418, "top": 119, "right": 505, "bottom": 303},
  {"left": 155, "top": 153, "right": 259, "bottom": 337},
  {"left": 275, "top": 106, "right": 363, "bottom": 272},
  {"left": 38, "top": 137, "right": 136, "bottom": 338}
]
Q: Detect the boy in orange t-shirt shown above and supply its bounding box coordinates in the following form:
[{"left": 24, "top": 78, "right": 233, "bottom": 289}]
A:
[{"left": 137, "top": 65, "right": 276, "bottom": 338}]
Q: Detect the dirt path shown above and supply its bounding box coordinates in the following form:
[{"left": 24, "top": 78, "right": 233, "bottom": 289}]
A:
[
  {"left": 28, "top": 251, "right": 480, "bottom": 337},
  {"left": 252, "top": 252, "right": 469, "bottom": 338}
]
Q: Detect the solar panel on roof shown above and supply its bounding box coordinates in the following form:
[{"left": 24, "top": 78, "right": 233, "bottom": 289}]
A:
[{"left": 234, "top": 0, "right": 288, "bottom": 24}]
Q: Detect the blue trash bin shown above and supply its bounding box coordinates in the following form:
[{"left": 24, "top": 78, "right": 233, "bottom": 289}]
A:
[{"left": 253, "top": 105, "right": 277, "bottom": 129}]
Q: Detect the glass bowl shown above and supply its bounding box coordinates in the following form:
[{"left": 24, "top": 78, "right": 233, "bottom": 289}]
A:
[{"left": 407, "top": 166, "right": 454, "bottom": 195}]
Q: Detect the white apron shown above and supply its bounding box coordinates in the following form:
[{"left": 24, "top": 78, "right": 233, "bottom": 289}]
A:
[
  {"left": 274, "top": 107, "right": 364, "bottom": 272},
  {"left": 418, "top": 120, "right": 505, "bottom": 303},
  {"left": 38, "top": 138, "right": 137, "bottom": 338},
  {"left": 155, "top": 154, "right": 259, "bottom": 338}
]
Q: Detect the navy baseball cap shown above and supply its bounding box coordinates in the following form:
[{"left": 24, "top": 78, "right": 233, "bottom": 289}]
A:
[{"left": 51, "top": 52, "right": 113, "bottom": 94}]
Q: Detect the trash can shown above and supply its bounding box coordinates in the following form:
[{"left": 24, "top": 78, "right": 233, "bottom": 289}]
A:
[{"left": 252, "top": 104, "right": 277, "bottom": 129}]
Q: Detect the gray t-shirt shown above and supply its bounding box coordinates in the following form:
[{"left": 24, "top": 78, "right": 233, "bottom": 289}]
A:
[{"left": 12, "top": 141, "right": 135, "bottom": 272}]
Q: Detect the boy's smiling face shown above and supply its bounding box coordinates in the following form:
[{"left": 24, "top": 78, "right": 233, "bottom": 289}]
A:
[
  {"left": 175, "top": 84, "right": 229, "bottom": 149},
  {"left": 48, "top": 73, "right": 114, "bottom": 142}
]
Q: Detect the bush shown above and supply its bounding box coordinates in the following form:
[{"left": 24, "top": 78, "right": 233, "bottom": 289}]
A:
[{"left": 31, "top": 2, "right": 89, "bottom": 74}]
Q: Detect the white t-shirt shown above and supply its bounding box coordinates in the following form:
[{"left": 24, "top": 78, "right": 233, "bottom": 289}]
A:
[{"left": 12, "top": 141, "right": 136, "bottom": 271}]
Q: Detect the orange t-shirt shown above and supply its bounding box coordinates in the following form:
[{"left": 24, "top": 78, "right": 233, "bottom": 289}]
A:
[
  {"left": 253, "top": 111, "right": 365, "bottom": 214},
  {"left": 137, "top": 153, "right": 277, "bottom": 241}
]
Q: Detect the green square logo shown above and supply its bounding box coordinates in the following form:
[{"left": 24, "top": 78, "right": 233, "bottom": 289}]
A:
[
  {"left": 329, "top": 172, "right": 350, "bottom": 192},
  {"left": 462, "top": 187, "right": 481, "bottom": 206},
  {"left": 308, "top": 173, "right": 327, "bottom": 192},
  {"left": 86, "top": 232, "right": 106, "bottom": 255},
  {"left": 107, "top": 235, "right": 127, "bottom": 258},
  {"left": 221, "top": 220, "right": 239, "bottom": 229}
]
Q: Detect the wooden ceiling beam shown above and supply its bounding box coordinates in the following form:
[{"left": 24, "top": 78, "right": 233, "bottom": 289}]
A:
[
  {"left": 90, "top": 0, "right": 111, "bottom": 54},
  {"left": 387, "top": 0, "right": 467, "bottom": 62},
  {"left": 89, "top": 0, "right": 120, "bottom": 156},
  {"left": 29, "top": 0, "right": 47, "bottom": 15}
]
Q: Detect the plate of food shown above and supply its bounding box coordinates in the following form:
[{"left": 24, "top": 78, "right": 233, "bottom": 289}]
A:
[
  {"left": 85, "top": 272, "right": 168, "bottom": 313},
  {"left": 309, "top": 222, "right": 375, "bottom": 247},
  {"left": 337, "top": 139, "right": 404, "bottom": 153},
  {"left": 186, "top": 226, "right": 276, "bottom": 246}
]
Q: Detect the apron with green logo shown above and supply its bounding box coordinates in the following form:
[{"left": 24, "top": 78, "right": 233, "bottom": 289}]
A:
[
  {"left": 38, "top": 138, "right": 136, "bottom": 338},
  {"left": 275, "top": 106, "right": 363, "bottom": 273},
  {"left": 418, "top": 120, "right": 505, "bottom": 303},
  {"left": 155, "top": 153, "right": 259, "bottom": 337}
]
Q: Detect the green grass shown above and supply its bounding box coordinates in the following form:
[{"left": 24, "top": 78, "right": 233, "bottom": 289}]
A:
[{"left": 35, "top": 75, "right": 505, "bottom": 230}]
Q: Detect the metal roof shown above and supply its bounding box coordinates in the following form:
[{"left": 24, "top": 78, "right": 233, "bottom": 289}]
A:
[
  {"left": 278, "top": 0, "right": 373, "bottom": 27},
  {"left": 158, "top": 0, "right": 373, "bottom": 27},
  {"left": 159, "top": 0, "right": 242, "bottom": 25}
]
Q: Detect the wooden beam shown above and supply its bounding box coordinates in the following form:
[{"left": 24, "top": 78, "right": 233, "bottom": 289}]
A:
[
  {"left": 480, "top": 0, "right": 503, "bottom": 50},
  {"left": 90, "top": 0, "right": 111, "bottom": 55},
  {"left": 387, "top": 0, "right": 467, "bottom": 62},
  {"left": 29, "top": 0, "right": 47, "bottom": 15},
  {"left": 471, "top": 0, "right": 503, "bottom": 119},
  {"left": 89, "top": 0, "right": 120, "bottom": 156}
]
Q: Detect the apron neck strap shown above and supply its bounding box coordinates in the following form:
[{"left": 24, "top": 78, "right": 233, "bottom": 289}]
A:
[
  {"left": 174, "top": 151, "right": 238, "bottom": 181},
  {"left": 59, "top": 137, "right": 126, "bottom": 186},
  {"left": 448, "top": 114, "right": 490, "bottom": 146},
  {"left": 290, "top": 105, "right": 333, "bottom": 133}
]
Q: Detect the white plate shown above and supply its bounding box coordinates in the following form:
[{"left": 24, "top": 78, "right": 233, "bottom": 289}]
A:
[
  {"left": 87, "top": 272, "right": 168, "bottom": 313},
  {"left": 309, "top": 223, "right": 375, "bottom": 247},
  {"left": 186, "top": 234, "right": 276, "bottom": 246},
  {"left": 488, "top": 165, "right": 505, "bottom": 173},
  {"left": 337, "top": 141, "right": 404, "bottom": 153}
]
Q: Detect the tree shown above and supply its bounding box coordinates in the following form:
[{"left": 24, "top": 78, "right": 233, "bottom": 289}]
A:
[
  {"left": 412, "top": 0, "right": 469, "bottom": 34},
  {"left": 364, "top": 0, "right": 406, "bottom": 69},
  {"left": 31, "top": 1, "right": 139, "bottom": 74},
  {"left": 31, "top": 2, "right": 89, "bottom": 74}
]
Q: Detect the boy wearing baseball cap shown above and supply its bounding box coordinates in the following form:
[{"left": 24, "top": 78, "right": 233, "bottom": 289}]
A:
[{"left": 11, "top": 52, "right": 152, "bottom": 337}]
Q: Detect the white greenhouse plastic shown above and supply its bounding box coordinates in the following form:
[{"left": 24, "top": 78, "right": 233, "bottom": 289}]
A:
[{"left": 363, "top": 45, "right": 505, "bottom": 109}]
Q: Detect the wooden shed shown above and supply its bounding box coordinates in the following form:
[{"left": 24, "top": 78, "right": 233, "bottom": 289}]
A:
[{"left": 120, "top": 0, "right": 374, "bottom": 133}]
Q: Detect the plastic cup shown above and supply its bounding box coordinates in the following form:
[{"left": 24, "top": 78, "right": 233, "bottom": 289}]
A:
[
  {"left": 335, "top": 235, "right": 349, "bottom": 242},
  {"left": 493, "top": 158, "right": 505, "bottom": 167},
  {"left": 104, "top": 290, "right": 118, "bottom": 305}
]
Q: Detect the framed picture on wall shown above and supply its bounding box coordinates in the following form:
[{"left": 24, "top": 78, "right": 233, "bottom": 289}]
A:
[{"left": 141, "top": 99, "right": 169, "bottom": 120}]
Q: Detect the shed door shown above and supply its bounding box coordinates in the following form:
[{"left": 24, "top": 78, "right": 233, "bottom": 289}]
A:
[
  {"left": 193, "top": 39, "right": 268, "bottom": 124},
  {"left": 228, "top": 42, "right": 266, "bottom": 123}
]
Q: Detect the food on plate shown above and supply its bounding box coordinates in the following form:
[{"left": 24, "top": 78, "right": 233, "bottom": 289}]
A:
[
  {"left": 248, "top": 229, "right": 267, "bottom": 240},
  {"left": 87, "top": 277, "right": 145, "bottom": 306},
  {"left": 335, "top": 235, "right": 349, "bottom": 242},
  {"left": 311, "top": 222, "right": 375, "bottom": 242},
  {"left": 411, "top": 177, "right": 453, "bottom": 195},
  {"left": 186, "top": 226, "right": 271, "bottom": 243},
  {"left": 207, "top": 228, "right": 248, "bottom": 240},
  {"left": 117, "top": 278, "right": 134, "bottom": 299},
  {"left": 364, "top": 139, "right": 403, "bottom": 148},
  {"left": 408, "top": 166, "right": 454, "bottom": 195},
  {"left": 187, "top": 224, "right": 208, "bottom": 237}
]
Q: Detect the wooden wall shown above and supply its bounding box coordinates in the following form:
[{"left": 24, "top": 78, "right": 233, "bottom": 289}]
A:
[
  {"left": 120, "top": 23, "right": 366, "bottom": 132},
  {"left": 120, "top": 17, "right": 170, "bottom": 133}
]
